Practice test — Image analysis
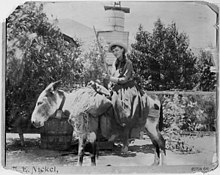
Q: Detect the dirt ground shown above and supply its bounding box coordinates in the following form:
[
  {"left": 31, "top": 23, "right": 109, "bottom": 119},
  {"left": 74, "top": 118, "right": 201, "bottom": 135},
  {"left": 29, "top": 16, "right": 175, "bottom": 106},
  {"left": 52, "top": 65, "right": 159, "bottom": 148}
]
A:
[{"left": 4, "top": 133, "right": 218, "bottom": 174}]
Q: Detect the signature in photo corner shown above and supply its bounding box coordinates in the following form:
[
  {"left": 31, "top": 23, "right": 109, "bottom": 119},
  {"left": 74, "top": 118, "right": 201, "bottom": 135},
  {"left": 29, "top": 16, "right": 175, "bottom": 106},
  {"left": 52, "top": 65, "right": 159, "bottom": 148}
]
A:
[
  {"left": 191, "top": 166, "right": 210, "bottom": 173},
  {"left": 12, "top": 166, "right": 59, "bottom": 174}
]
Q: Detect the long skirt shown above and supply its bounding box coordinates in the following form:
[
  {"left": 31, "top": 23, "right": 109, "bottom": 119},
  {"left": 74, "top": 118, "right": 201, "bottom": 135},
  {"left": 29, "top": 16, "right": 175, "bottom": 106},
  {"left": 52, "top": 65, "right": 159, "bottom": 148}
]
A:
[{"left": 111, "top": 80, "right": 144, "bottom": 127}]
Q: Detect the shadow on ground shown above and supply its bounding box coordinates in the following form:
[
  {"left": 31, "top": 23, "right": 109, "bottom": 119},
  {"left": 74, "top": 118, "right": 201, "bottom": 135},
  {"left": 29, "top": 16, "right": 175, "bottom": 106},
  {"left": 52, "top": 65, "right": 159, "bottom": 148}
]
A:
[{"left": 6, "top": 137, "right": 155, "bottom": 159}]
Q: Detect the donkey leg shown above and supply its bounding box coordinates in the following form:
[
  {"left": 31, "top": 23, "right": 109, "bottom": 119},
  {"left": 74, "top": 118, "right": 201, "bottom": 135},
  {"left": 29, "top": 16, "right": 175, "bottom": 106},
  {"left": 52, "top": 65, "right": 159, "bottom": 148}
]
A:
[
  {"left": 150, "top": 131, "right": 166, "bottom": 166},
  {"left": 157, "top": 133, "right": 166, "bottom": 165},
  {"left": 77, "top": 134, "right": 86, "bottom": 166},
  {"left": 145, "top": 117, "right": 166, "bottom": 166},
  {"left": 90, "top": 141, "right": 97, "bottom": 166},
  {"left": 160, "top": 148, "right": 166, "bottom": 165},
  {"left": 152, "top": 144, "right": 166, "bottom": 166},
  {"left": 121, "top": 127, "right": 129, "bottom": 153},
  {"left": 153, "top": 148, "right": 160, "bottom": 166},
  {"left": 87, "top": 132, "right": 97, "bottom": 166},
  {"left": 151, "top": 139, "right": 160, "bottom": 166}
]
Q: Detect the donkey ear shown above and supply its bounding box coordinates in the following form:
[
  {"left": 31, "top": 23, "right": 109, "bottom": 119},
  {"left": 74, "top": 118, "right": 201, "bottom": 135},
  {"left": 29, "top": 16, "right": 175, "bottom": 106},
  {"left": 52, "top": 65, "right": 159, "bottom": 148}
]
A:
[
  {"left": 46, "top": 80, "right": 62, "bottom": 92},
  {"left": 52, "top": 80, "right": 62, "bottom": 91}
]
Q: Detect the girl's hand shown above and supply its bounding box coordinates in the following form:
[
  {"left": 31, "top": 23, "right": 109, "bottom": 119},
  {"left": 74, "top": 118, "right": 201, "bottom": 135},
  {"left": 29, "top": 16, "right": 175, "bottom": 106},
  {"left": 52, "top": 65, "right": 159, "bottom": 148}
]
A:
[{"left": 102, "top": 73, "right": 110, "bottom": 80}]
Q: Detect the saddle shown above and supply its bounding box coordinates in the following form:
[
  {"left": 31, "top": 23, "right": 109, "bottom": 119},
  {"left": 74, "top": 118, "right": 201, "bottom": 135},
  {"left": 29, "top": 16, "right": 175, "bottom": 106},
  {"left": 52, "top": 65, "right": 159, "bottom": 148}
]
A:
[{"left": 88, "top": 81, "right": 111, "bottom": 98}]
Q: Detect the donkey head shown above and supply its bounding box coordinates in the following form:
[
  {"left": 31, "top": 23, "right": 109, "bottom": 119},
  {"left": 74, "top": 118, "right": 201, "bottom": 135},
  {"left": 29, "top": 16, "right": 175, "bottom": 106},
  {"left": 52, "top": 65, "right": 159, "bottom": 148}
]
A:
[{"left": 31, "top": 81, "right": 63, "bottom": 128}]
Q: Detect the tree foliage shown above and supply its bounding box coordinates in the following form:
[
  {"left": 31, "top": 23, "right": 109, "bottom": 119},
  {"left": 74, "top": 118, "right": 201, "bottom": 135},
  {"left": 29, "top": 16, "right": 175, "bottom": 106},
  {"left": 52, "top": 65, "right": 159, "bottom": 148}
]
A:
[
  {"left": 195, "top": 50, "right": 217, "bottom": 91},
  {"left": 162, "top": 93, "right": 216, "bottom": 132},
  {"left": 79, "top": 41, "right": 106, "bottom": 85},
  {"left": 6, "top": 2, "right": 83, "bottom": 126},
  {"left": 130, "top": 19, "right": 198, "bottom": 90}
]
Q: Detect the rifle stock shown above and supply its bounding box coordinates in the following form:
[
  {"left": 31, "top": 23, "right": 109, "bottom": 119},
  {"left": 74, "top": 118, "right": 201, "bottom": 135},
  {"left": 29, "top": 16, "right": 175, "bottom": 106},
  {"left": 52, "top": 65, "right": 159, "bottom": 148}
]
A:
[{"left": 93, "top": 26, "right": 109, "bottom": 75}]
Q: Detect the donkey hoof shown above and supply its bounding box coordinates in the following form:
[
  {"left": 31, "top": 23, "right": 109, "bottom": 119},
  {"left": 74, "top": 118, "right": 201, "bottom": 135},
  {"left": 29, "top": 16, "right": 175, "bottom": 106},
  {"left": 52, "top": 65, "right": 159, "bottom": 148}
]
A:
[
  {"left": 151, "top": 162, "right": 160, "bottom": 166},
  {"left": 91, "top": 162, "right": 96, "bottom": 166},
  {"left": 76, "top": 162, "right": 82, "bottom": 166},
  {"left": 160, "top": 162, "right": 167, "bottom": 166},
  {"left": 151, "top": 158, "right": 160, "bottom": 166}
]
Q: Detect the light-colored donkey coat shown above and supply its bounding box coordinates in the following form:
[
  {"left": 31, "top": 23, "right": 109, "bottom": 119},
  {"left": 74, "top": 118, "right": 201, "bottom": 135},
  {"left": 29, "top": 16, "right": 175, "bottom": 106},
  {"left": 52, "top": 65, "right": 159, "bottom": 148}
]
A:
[{"left": 31, "top": 81, "right": 166, "bottom": 166}]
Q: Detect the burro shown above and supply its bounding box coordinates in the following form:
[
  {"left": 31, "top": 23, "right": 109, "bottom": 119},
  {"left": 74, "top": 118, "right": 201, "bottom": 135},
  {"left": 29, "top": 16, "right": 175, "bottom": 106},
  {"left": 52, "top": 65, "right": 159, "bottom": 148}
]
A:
[{"left": 31, "top": 81, "right": 166, "bottom": 166}]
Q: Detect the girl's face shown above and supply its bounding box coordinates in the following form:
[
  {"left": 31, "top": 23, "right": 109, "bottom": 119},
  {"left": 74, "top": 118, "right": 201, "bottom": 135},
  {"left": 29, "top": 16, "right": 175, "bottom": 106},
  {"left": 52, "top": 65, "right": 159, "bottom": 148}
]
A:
[{"left": 112, "top": 46, "right": 124, "bottom": 60}]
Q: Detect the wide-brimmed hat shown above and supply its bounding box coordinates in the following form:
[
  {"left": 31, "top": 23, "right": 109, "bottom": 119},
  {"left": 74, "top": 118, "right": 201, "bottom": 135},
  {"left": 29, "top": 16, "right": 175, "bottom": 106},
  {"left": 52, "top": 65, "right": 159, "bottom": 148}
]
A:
[{"left": 108, "top": 41, "right": 128, "bottom": 53}]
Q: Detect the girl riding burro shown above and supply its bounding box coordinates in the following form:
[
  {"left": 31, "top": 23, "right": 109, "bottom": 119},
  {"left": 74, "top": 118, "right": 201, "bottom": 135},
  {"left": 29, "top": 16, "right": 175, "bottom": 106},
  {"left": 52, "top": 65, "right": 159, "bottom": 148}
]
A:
[
  {"left": 31, "top": 41, "right": 166, "bottom": 165},
  {"left": 102, "top": 41, "right": 144, "bottom": 144}
]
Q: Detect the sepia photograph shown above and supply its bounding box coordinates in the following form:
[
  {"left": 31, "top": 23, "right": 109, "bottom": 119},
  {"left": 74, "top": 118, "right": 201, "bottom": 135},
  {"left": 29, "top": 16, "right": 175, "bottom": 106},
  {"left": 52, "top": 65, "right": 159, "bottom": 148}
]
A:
[{"left": 1, "top": 0, "right": 219, "bottom": 174}]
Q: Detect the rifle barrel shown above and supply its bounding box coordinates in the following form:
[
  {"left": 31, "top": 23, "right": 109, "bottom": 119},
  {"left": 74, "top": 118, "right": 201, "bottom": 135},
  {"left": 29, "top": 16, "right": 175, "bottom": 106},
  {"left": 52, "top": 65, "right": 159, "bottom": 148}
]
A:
[{"left": 93, "top": 26, "right": 109, "bottom": 75}]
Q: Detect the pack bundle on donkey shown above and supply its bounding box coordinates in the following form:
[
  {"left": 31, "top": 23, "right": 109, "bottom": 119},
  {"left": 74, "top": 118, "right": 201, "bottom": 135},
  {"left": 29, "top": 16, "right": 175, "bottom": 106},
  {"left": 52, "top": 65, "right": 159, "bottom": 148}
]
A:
[{"left": 31, "top": 81, "right": 166, "bottom": 166}]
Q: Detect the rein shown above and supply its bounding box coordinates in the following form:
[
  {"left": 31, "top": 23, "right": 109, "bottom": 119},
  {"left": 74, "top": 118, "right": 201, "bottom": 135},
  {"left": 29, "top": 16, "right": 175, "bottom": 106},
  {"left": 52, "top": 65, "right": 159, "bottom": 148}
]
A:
[
  {"left": 55, "top": 91, "right": 67, "bottom": 119},
  {"left": 58, "top": 90, "right": 66, "bottom": 111}
]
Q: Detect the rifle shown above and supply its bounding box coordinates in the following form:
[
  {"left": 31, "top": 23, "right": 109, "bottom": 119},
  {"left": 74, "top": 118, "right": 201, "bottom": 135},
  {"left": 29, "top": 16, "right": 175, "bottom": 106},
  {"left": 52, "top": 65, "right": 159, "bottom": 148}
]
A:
[{"left": 93, "top": 26, "right": 109, "bottom": 75}]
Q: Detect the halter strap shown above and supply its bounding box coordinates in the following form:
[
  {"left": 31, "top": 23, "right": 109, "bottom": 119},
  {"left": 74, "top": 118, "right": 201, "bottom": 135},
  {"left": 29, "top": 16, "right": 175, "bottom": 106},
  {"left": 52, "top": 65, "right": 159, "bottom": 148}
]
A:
[{"left": 58, "top": 91, "right": 66, "bottom": 111}]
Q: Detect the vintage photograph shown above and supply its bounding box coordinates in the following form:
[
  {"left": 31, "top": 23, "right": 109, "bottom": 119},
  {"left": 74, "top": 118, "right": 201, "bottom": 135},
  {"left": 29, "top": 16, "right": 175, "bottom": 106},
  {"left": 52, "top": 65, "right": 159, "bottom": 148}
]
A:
[{"left": 2, "top": 1, "right": 219, "bottom": 174}]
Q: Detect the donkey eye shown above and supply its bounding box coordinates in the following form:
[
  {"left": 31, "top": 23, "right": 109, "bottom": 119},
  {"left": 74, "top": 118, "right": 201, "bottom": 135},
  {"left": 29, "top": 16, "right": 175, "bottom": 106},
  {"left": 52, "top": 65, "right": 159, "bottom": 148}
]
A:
[{"left": 37, "top": 101, "right": 43, "bottom": 106}]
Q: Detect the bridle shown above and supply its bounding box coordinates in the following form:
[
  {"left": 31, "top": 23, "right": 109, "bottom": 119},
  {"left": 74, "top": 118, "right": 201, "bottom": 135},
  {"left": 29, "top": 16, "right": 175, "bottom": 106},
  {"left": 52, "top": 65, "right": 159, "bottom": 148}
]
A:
[{"left": 57, "top": 90, "right": 66, "bottom": 111}]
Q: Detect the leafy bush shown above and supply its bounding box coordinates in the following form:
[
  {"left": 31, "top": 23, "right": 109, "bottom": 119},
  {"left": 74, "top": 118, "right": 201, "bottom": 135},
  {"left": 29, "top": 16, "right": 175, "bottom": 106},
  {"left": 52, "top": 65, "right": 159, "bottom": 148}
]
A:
[
  {"left": 149, "top": 91, "right": 216, "bottom": 153},
  {"left": 158, "top": 92, "right": 216, "bottom": 132}
]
